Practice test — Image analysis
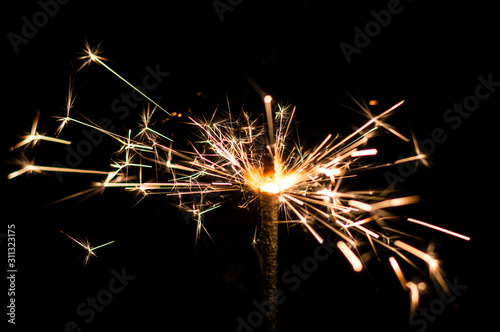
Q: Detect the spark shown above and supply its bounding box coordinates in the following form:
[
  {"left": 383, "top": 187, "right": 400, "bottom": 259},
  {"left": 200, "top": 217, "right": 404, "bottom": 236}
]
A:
[
  {"left": 337, "top": 241, "right": 363, "bottom": 272},
  {"left": 329, "top": 100, "right": 405, "bottom": 152},
  {"left": 77, "top": 39, "right": 109, "bottom": 71},
  {"left": 7, "top": 164, "right": 112, "bottom": 180},
  {"left": 394, "top": 240, "right": 438, "bottom": 268},
  {"left": 10, "top": 110, "right": 71, "bottom": 151},
  {"left": 409, "top": 130, "right": 430, "bottom": 168},
  {"left": 79, "top": 40, "right": 170, "bottom": 116},
  {"left": 370, "top": 195, "right": 421, "bottom": 210},
  {"left": 389, "top": 256, "right": 408, "bottom": 291},
  {"left": 407, "top": 281, "right": 420, "bottom": 313},
  {"left": 394, "top": 154, "right": 427, "bottom": 165},
  {"left": 60, "top": 230, "right": 115, "bottom": 267},
  {"left": 351, "top": 148, "right": 377, "bottom": 157},
  {"left": 264, "top": 95, "right": 274, "bottom": 146},
  {"left": 56, "top": 76, "right": 78, "bottom": 136}
]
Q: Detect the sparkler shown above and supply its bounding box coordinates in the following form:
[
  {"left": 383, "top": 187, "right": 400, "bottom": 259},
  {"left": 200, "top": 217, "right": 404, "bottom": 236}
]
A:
[{"left": 8, "top": 42, "right": 471, "bottom": 330}]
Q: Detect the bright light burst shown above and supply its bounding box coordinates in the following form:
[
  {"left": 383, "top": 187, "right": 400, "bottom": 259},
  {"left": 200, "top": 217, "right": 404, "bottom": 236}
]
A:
[{"left": 8, "top": 42, "right": 471, "bottom": 313}]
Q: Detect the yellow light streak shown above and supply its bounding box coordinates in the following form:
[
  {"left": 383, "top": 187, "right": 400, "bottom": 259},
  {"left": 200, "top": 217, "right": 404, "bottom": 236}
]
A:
[
  {"left": 334, "top": 216, "right": 380, "bottom": 239},
  {"left": 283, "top": 198, "right": 323, "bottom": 243},
  {"left": 7, "top": 164, "right": 112, "bottom": 180},
  {"left": 79, "top": 41, "right": 170, "bottom": 116},
  {"left": 389, "top": 257, "right": 408, "bottom": 290},
  {"left": 351, "top": 148, "right": 378, "bottom": 157},
  {"left": 264, "top": 95, "right": 274, "bottom": 146},
  {"left": 407, "top": 281, "right": 420, "bottom": 313},
  {"left": 394, "top": 154, "right": 427, "bottom": 165},
  {"left": 348, "top": 196, "right": 420, "bottom": 212},
  {"left": 282, "top": 193, "right": 304, "bottom": 206},
  {"left": 337, "top": 241, "right": 363, "bottom": 272},
  {"left": 407, "top": 218, "right": 470, "bottom": 241},
  {"left": 394, "top": 240, "right": 438, "bottom": 267},
  {"left": 348, "top": 200, "right": 372, "bottom": 212},
  {"left": 370, "top": 195, "right": 420, "bottom": 210}
]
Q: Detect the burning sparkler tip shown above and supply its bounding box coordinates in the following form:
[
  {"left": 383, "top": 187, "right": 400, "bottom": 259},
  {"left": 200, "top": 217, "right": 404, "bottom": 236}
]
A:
[{"left": 260, "top": 182, "right": 280, "bottom": 194}]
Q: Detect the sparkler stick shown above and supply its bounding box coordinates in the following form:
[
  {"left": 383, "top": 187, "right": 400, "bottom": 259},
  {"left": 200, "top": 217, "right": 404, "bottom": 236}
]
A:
[{"left": 259, "top": 192, "right": 279, "bottom": 332}]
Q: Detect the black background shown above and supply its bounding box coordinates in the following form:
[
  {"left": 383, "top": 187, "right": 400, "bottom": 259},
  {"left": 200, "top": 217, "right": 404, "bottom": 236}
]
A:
[{"left": 2, "top": 1, "right": 495, "bottom": 331}]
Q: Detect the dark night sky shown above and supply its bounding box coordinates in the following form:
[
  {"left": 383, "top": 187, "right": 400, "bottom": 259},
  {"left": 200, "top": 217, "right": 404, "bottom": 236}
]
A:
[{"left": 2, "top": 1, "right": 496, "bottom": 331}]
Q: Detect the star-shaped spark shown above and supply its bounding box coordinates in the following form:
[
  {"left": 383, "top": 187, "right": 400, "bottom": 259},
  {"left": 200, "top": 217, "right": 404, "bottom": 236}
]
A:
[
  {"left": 10, "top": 110, "right": 71, "bottom": 151},
  {"left": 60, "top": 230, "right": 115, "bottom": 267}
]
